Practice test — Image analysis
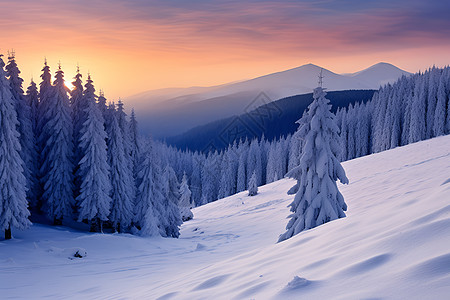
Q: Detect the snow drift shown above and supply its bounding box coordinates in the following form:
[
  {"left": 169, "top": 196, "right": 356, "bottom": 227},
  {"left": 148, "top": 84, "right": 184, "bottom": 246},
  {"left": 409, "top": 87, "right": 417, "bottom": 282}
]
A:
[{"left": 1, "top": 135, "right": 449, "bottom": 299}]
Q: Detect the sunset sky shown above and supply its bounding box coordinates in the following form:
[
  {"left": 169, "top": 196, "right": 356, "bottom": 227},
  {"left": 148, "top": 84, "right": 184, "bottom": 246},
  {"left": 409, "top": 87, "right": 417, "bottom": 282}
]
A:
[{"left": 2, "top": 0, "right": 449, "bottom": 100}]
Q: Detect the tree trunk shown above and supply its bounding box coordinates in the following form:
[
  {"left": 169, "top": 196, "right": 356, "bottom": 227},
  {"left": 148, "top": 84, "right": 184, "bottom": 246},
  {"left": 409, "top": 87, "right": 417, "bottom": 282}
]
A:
[
  {"left": 5, "top": 227, "right": 11, "bottom": 240},
  {"left": 89, "top": 218, "right": 98, "bottom": 232},
  {"left": 90, "top": 218, "right": 102, "bottom": 232},
  {"left": 53, "top": 217, "right": 62, "bottom": 226}
]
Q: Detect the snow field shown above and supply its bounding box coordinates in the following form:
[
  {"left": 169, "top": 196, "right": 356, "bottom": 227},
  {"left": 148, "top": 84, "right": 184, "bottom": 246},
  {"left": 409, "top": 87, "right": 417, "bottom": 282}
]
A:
[{"left": 1, "top": 135, "right": 450, "bottom": 299}]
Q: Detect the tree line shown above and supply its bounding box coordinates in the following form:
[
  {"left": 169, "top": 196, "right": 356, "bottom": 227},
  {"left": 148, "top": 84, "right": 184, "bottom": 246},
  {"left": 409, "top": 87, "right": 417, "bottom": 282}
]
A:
[
  {"left": 158, "top": 66, "right": 450, "bottom": 207},
  {"left": 0, "top": 53, "right": 193, "bottom": 239},
  {"left": 1, "top": 50, "right": 449, "bottom": 240}
]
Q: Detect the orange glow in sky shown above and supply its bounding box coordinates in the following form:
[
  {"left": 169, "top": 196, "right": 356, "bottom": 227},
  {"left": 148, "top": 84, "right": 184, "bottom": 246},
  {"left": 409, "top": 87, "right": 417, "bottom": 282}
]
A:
[{"left": 1, "top": 1, "right": 450, "bottom": 102}]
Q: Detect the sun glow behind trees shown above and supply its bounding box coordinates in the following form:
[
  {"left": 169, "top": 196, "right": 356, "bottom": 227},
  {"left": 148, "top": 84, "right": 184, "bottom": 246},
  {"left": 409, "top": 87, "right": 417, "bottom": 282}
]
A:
[{"left": 0, "top": 50, "right": 449, "bottom": 241}]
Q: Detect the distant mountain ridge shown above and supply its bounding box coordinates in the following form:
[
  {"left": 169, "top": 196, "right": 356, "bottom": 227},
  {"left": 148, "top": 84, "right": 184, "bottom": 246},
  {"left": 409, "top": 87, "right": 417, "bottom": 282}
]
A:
[
  {"left": 166, "top": 89, "right": 377, "bottom": 152},
  {"left": 126, "top": 63, "right": 411, "bottom": 137}
]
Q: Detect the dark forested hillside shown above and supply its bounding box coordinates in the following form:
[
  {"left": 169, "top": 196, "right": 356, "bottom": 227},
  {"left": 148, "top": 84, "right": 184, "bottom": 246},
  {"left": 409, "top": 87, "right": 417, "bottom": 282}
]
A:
[{"left": 167, "top": 90, "right": 376, "bottom": 152}]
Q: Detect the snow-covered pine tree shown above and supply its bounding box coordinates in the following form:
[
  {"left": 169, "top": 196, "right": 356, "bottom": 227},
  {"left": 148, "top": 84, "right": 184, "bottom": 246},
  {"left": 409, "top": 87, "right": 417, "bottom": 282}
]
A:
[
  {"left": 76, "top": 75, "right": 111, "bottom": 232},
  {"left": 339, "top": 105, "right": 348, "bottom": 162},
  {"left": 346, "top": 104, "right": 356, "bottom": 159},
  {"left": 116, "top": 99, "right": 136, "bottom": 202},
  {"left": 106, "top": 108, "right": 134, "bottom": 233},
  {"left": 426, "top": 68, "right": 438, "bottom": 139},
  {"left": 248, "top": 170, "right": 258, "bottom": 196},
  {"left": 201, "top": 152, "right": 220, "bottom": 203},
  {"left": 179, "top": 173, "right": 194, "bottom": 221},
  {"left": 134, "top": 144, "right": 164, "bottom": 236},
  {"left": 116, "top": 99, "right": 132, "bottom": 156},
  {"left": 409, "top": 76, "right": 427, "bottom": 143},
  {"left": 70, "top": 67, "right": 86, "bottom": 198},
  {"left": 279, "top": 86, "right": 348, "bottom": 242},
  {"left": 97, "top": 89, "right": 108, "bottom": 119},
  {"left": 247, "top": 138, "right": 262, "bottom": 186},
  {"left": 266, "top": 142, "right": 277, "bottom": 184},
  {"left": 218, "top": 149, "right": 237, "bottom": 199},
  {"left": 190, "top": 153, "right": 203, "bottom": 206},
  {"left": 26, "top": 80, "right": 39, "bottom": 134},
  {"left": 40, "top": 65, "right": 74, "bottom": 225},
  {"left": 236, "top": 138, "right": 249, "bottom": 192},
  {"left": 71, "top": 66, "right": 85, "bottom": 140},
  {"left": 433, "top": 71, "right": 447, "bottom": 136},
  {"left": 37, "top": 59, "right": 52, "bottom": 135},
  {"left": 400, "top": 77, "right": 414, "bottom": 146},
  {"left": 446, "top": 68, "right": 450, "bottom": 134},
  {"left": 25, "top": 80, "right": 40, "bottom": 208},
  {"left": 0, "top": 54, "right": 31, "bottom": 239},
  {"left": 275, "top": 141, "right": 285, "bottom": 180},
  {"left": 6, "top": 52, "right": 38, "bottom": 208},
  {"left": 129, "top": 108, "right": 141, "bottom": 192},
  {"left": 162, "top": 165, "right": 182, "bottom": 238}
]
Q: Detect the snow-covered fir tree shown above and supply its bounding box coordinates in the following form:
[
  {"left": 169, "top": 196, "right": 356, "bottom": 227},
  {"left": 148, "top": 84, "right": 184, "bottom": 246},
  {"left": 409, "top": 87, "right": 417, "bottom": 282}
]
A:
[
  {"left": 134, "top": 144, "right": 164, "bottom": 236},
  {"left": 179, "top": 173, "right": 193, "bottom": 221},
  {"left": 37, "top": 59, "right": 52, "bottom": 135},
  {"left": 71, "top": 66, "right": 85, "bottom": 145},
  {"left": 247, "top": 139, "right": 263, "bottom": 186},
  {"left": 70, "top": 67, "right": 86, "bottom": 198},
  {"left": 97, "top": 89, "right": 108, "bottom": 119},
  {"left": 40, "top": 65, "right": 74, "bottom": 225},
  {"left": 248, "top": 170, "right": 258, "bottom": 196},
  {"left": 162, "top": 165, "right": 182, "bottom": 238},
  {"left": 116, "top": 99, "right": 136, "bottom": 202},
  {"left": 0, "top": 54, "right": 31, "bottom": 240},
  {"left": 279, "top": 86, "right": 349, "bottom": 242},
  {"left": 409, "top": 76, "right": 427, "bottom": 143},
  {"left": 129, "top": 108, "right": 141, "bottom": 176},
  {"left": 236, "top": 138, "right": 249, "bottom": 192},
  {"left": 26, "top": 79, "right": 39, "bottom": 134},
  {"left": 190, "top": 153, "right": 203, "bottom": 206},
  {"left": 6, "top": 52, "right": 37, "bottom": 208},
  {"left": 434, "top": 72, "right": 447, "bottom": 136},
  {"left": 106, "top": 107, "right": 134, "bottom": 233},
  {"left": 25, "top": 80, "right": 40, "bottom": 208},
  {"left": 76, "top": 75, "right": 111, "bottom": 232}
]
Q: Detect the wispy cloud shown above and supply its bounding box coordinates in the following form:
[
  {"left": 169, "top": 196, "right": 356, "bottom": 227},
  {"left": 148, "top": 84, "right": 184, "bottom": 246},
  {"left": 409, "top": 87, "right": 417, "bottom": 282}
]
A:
[{"left": 1, "top": 0, "right": 449, "bottom": 97}]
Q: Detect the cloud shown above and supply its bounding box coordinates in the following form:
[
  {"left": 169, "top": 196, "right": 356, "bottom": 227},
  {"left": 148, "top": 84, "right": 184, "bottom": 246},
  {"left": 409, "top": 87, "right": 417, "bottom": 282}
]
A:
[{"left": 1, "top": 0, "right": 449, "bottom": 98}]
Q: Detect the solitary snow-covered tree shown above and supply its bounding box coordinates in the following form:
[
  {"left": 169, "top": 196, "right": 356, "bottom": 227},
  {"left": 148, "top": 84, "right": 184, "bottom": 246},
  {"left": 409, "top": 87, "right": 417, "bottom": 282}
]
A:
[
  {"left": 76, "top": 75, "right": 111, "bottom": 232},
  {"left": 279, "top": 85, "right": 348, "bottom": 242},
  {"left": 0, "top": 54, "right": 31, "bottom": 239},
  {"left": 179, "top": 173, "right": 193, "bottom": 221},
  {"left": 248, "top": 171, "right": 258, "bottom": 196}
]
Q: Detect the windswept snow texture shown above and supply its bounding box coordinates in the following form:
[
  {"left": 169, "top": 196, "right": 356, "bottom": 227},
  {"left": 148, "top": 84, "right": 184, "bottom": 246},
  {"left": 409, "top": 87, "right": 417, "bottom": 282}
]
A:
[{"left": 1, "top": 136, "right": 450, "bottom": 299}]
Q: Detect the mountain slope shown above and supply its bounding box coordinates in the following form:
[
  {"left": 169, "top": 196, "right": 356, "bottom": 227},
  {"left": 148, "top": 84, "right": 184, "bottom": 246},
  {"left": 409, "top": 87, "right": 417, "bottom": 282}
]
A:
[
  {"left": 166, "top": 89, "right": 376, "bottom": 152},
  {"left": 126, "top": 63, "right": 411, "bottom": 137},
  {"left": 1, "top": 135, "right": 449, "bottom": 299},
  {"left": 350, "top": 62, "right": 411, "bottom": 88}
]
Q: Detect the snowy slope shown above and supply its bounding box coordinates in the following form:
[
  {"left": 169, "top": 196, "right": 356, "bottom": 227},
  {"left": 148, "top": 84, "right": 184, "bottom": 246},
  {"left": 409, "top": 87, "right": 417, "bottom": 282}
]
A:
[{"left": 1, "top": 136, "right": 450, "bottom": 299}]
